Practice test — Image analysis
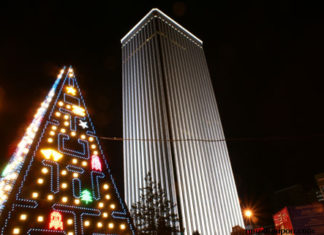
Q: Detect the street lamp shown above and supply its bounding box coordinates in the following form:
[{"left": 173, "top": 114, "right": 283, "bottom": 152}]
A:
[{"left": 243, "top": 209, "right": 254, "bottom": 229}]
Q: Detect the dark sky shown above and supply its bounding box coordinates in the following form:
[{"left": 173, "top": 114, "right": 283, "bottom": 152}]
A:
[{"left": 1, "top": 0, "right": 324, "bottom": 226}]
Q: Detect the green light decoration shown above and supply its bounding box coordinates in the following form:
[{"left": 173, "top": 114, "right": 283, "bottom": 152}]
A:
[
  {"left": 81, "top": 189, "right": 93, "bottom": 204},
  {"left": 1, "top": 165, "right": 10, "bottom": 177}
]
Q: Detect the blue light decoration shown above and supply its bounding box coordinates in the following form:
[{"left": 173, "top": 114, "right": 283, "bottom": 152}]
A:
[{"left": 0, "top": 67, "right": 135, "bottom": 234}]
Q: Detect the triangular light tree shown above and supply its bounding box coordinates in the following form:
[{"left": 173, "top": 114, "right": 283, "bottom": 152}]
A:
[{"left": 0, "top": 67, "right": 135, "bottom": 235}]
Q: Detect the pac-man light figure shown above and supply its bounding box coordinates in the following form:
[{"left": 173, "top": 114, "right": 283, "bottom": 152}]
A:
[
  {"left": 40, "top": 149, "right": 63, "bottom": 161},
  {"left": 49, "top": 211, "right": 64, "bottom": 230},
  {"left": 91, "top": 155, "right": 102, "bottom": 172},
  {"left": 66, "top": 86, "right": 76, "bottom": 96},
  {"left": 72, "top": 105, "right": 85, "bottom": 117}
]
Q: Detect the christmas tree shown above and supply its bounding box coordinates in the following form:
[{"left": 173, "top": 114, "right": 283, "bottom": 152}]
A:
[{"left": 0, "top": 67, "right": 135, "bottom": 234}]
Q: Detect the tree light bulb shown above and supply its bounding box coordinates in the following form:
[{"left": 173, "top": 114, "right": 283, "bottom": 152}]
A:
[
  {"left": 120, "top": 224, "right": 126, "bottom": 230},
  {"left": 110, "top": 204, "right": 115, "bottom": 209},
  {"left": 48, "top": 138, "right": 53, "bottom": 143},
  {"left": 51, "top": 126, "right": 57, "bottom": 130},
  {"left": 108, "top": 223, "right": 114, "bottom": 229},
  {"left": 71, "top": 131, "right": 76, "bottom": 137},
  {"left": 97, "top": 222, "right": 103, "bottom": 228},
  {"left": 84, "top": 220, "right": 90, "bottom": 226},
  {"left": 98, "top": 202, "right": 104, "bottom": 208},
  {"left": 81, "top": 135, "right": 86, "bottom": 139},
  {"left": 62, "top": 197, "right": 68, "bottom": 203},
  {"left": 72, "top": 159, "right": 78, "bottom": 164},
  {"left": 48, "top": 194, "right": 54, "bottom": 201},
  {"left": 37, "top": 178, "right": 44, "bottom": 184},
  {"left": 103, "top": 184, "right": 109, "bottom": 190},
  {"left": 64, "top": 115, "right": 69, "bottom": 120},
  {"left": 89, "top": 137, "right": 94, "bottom": 142},
  {"left": 67, "top": 219, "right": 73, "bottom": 225},
  {"left": 82, "top": 161, "right": 87, "bottom": 166},
  {"left": 61, "top": 170, "right": 67, "bottom": 176},
  {"left": 61, "top": 183, "right": 68, "bottom": 189},
  {"left": 32, "top": 192, "right": 39, "bottom": 198},
  {"left": 58, "top": 101, "right": 64, "bottom": 106},
  {"left": 73, "top": 173, "right": 79, "bottom": 178},
  {"left": 13, "top": 228, "right": 20, "bottom": 234},
  {"left": 103, "top": 212, "right": 108, "bottom": 218},
  {"left": 37, "top": 216, "right": 44, "bottom": 222},
  {"left": 74, "top": 199, "right": 80, "bottom": 205},
  {"left": 64, "top": 121, "right": 69, "bottom": 126},
  {"left": 55, "top": 112, "right": 61, "bottom": 117},
  {"left": 20, "top": 214, "right": 27, "bottom": 221},
  {"left": 60, "top": 128, "right": 66, "bottom": 133}
]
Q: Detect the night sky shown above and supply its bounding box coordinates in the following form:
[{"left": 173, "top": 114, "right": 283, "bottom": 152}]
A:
[{"left": 1, "top": 1, "right": 324, "bottom": 226}]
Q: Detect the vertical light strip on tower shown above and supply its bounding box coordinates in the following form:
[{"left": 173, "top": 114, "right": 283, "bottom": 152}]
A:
[{"left": 122, "top": 8, "right": 244, "bottom": 234}]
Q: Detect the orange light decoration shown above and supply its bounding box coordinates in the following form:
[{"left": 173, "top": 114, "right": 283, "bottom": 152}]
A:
[
  {"left": 40, "top": 149, "right": 63, "bottom": 161},
  {"left": 72, "top": 105, "right": 85, "bottom": 117},
  {"left": 49, "top": 211, "right": 64, "bottom": 230},
  {"left": 91, "top": 155, "right": 102, "bottom": 171},
  {"left": 66, "top": 86, "right": 77, "bottom": 96}
]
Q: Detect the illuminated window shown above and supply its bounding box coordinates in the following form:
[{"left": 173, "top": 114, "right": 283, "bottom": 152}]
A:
[
  {"left": 48, "top": 138, "right": 53, "bottom": 143},
  {"left": 20, "top": 214, "right": 27, "bottom": 221},
  {"left": 103, "top": 184, "right": 109, "bottom": 190},
  {"left": 84, "top": 220, "right": 90, "bottom": 227},
  {"left": 110, "top": 204, "right": 115, "bottom": 209},
  {"left": 72, "top": 158, "right": 78, "bottom": 164},
  {"left": 102, "top": 212, "right": 108, "bottom": 218},
  {"left": 61, "top": 170, "right": 67, "bottom": 176},
  {"left": 37, "top": 178, "right": 44, "bottom": 184},
  {"left": 67, "top": 219, "right": 73, "bottom": 225},
  {"left": 13, "top": 228, "right": 20, "bottom": 234},
  {"left": 97, "top": 222, "right": 103, "bottom": 228},
  {"left": 82, "top": 161, "right": 87, "bottom": 166},
  {"left": 120, "top": 224, "right": 126, "bottom": 230},
  {"left": 51, "top": 125, "right": 57, "bottom": 130},
  {"left": 61, "top": 183, "right": 68, "bottom": 189},
  {"left": 105, "top": 194, "right": 110, "bottom": 200},
  {"left": 32, "top": 192, "right": 39, "bottom": 198},
  {"left": 108, "top": 223, "right": 114, "bottom": 229},
  {"left": 47, "top": 194, "right": 54, "bottom": 201},
  {"left": 37, "top": 216, "right": 44, "bottom": 222},
  {"left": 62, "top": 197, "right": 68, "bottom": 203},
  {"left": 98, "top": 202, "right": 104, "bottom": 208}
]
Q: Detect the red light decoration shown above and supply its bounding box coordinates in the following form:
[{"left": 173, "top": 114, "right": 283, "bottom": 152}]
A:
[
  {"left": 91, "top": 155, "right": 102, "bottom": 171},
  {"left": 49, "top": 211, "right": 64, "bottom": 230}
]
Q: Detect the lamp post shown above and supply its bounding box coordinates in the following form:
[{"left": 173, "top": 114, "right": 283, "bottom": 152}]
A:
[{"left": 244, "top": 209, "right": 253, "bottom": 229}]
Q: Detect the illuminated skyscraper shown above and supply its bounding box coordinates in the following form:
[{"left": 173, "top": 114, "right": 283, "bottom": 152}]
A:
[{"left": 122, "top": 9, "right": 244, "bottom": 234}]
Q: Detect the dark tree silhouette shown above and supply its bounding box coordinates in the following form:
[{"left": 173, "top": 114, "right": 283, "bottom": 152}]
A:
[{"left": 131, "top": 172, "right": 184, "bottom": 234}]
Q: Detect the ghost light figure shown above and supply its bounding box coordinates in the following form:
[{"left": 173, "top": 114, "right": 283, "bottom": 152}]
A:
[
  {"left": 49, "top": 211, "right": 64, "bottom": 230},
  {"left": 91, "top": 155, "right": 102, "bottom": 172}
]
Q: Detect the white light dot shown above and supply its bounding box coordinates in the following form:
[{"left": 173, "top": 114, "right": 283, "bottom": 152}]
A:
[
  {"left": 37, "top": 178, "right": 44, "bottom": 184},
  {"left": 20, "top": 214, "right": 27, "bottom": 221},
  {"left": 84, "top": 220, "right": 90, "bottom": 226},
  {"left": 32, "top": 192, "right": 38, "bottom": 198},
  {"left": 13, "top": 228, "right": 20, "bottom": 234},
  {"left": 37, "top": 216, "right": 44, "bottom": 222}
]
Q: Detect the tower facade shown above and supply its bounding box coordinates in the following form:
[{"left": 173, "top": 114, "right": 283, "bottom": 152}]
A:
[{"left": 122, "top": 9, "right": 244, "bottom": 234}]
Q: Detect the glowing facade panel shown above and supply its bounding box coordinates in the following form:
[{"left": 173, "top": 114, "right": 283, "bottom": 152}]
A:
[{"left": 122, "top": 9, "right": 244, "bottom": 234}]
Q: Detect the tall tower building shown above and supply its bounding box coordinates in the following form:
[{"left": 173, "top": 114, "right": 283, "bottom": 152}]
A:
[{"left": 122, "top": 8, "right": 244, "bottom": 234}]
